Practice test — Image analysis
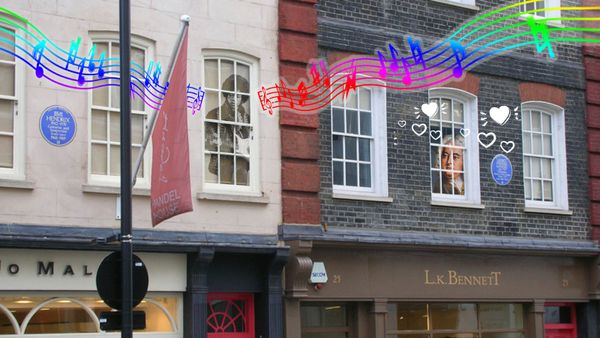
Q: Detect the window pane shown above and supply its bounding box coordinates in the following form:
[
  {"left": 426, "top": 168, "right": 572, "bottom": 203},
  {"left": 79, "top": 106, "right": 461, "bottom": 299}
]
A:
[
  {"left": 542, "top": 158, "right": 552, "bottom": 179},
  {"left": 360, "top": 112, "right": 372, "bottom": 136},
  {"left": 91, "top": 143, "right": 107, "bottom": 174},
  {"left": 0, "top": 27, "right": 15, "bottom": 62},
  {"left": 430, "top": 303, "right": 477, "bottom": 330},
  {"left": 131, "top": 47, "right": 145, "bottom": 111},
  {"left": 544, "top": 306, "right": 572, "bottom": 324},
  {"left": 0, "top": 64, "right": 15, "bottom": 96},
  {"left": 359, "top": 163, "right": 371, "bottom": 187},
  {"left": 346, "top": 110, "right": 358, "bottom": 134},
  {"left": 543, "top": 180, "right": 553, "bottom": 201},
  {"left": 523, "top": 133, "right": 531, "bottom": 154},
  {"left": 0, "top": 308, "right": 16, "bottom": 334},
  {"left": 131, "top": 114, "right": 144, "bottom": 144},
  {"left": 532, "top": 180, "right": 542, "bottom": 200},
  {"left": 333, "top": 108, "right": 344, "bottom": 132},
  {"left": 532, "top": 158, "right": 541, "bottom": 178},
  {"left": 531, "top": 111, "right": 541, "bottom": 132},
  {"left": 301, "top": 304, "right": 347, "bottom": 328},
  {"left": 333, "top": 135, "right": 343, "bottom": 159},
  {"left": 479, "top": 304, "right": 524, "bottom": 330},
  {"left": 345, "top": 137, "right": 357, "bottom": 160},
  {"left": 110, "top": 145, "right": 120, "bottom": 175},
  {"left": 239, "top": 94, "right": 250, "bottom": 123},
  {"left": 386, "top": 303, "right": 428, "bottom": 331},
  {"left": 221, "top": 93, "right": 235, "bottom": 122},
  {"left": 429, "top": 98, "right": 440, "bottom": 119},
  {"left": 542, "top": 113, "right": 551, "bottom": 133},
  {"left": 205, "top": 59, "right": 219, "bottom": 89},
  {"left": 359, "top": 89, "right": 371, "bottom": 110},
  {"left": 532, "top": 134, "right": 542, "bottom": 155},
  {"left": 205, "top": 154, "right": 218, "bottom": 183},
  {"left": 333, "top": 161, "right": 344, "bottom": 185},
  {"left": 522, "top": 111, "right": 531, "bottom": 130},
  {"left": 205, "top": 91, "right": 219, "bottom": 119},
  {"left": 346, "top": 162, "right": 357, "bottom": 186},
  {"left": 345, "top": 90, "right": 357, "bottom": 109},
  {"left": 132, "top": 146, "right": 143, "bottom": 178},
  {"left": 109, "top": 111, "right": 120, "bottom": 142},
  {"left": 430, "top": 124, "right": 441, "bottom": 144},
  {"left": 524, "top": 157, "right": 531, "bottom": 178},
  {"left": 432, "top": 170, "right": 442, "bottom": 194},
  {"left": 220, "top": 155, "right": 234, "bottom": 184},
  {"left": 0, "top": 99, "right": 13, "bottom": 133},
  {"left": 359, "top": 139, "right": 370, "bottom": 161},
  {"left": 543, "top": 135, "right": 552, "bottom": 156},
  {"left": 236, "top": 63, "right": 250, "bottom": 93},
  {"left": 454, "top": 101, "right": 464, "bottom": 123},
  {"left": 205, "top": 122, "right": 218, "bottom": 151},
  {"left": 25, "top": 305, "right": 96, "bottom": 333},
  {"left": 0, "top": 135, "right": 13, "bottom": 168},
  {"left": 440, "top": 98, "right": 451, "bottom": 122},
  {"left": 236, "top": 156, "right": 249, "bottom": 186},
  {"left": 524, "top": 179, "right": 531, "bottom": 199},
  {"left": 236, "top": 126, "right": 252, "bottom": 156},
  {"left": 91, "top": 110, "right": 107, "bottom": 141},
  {"left": 221, "top": 60, "right": 234, "bottom": 91}
]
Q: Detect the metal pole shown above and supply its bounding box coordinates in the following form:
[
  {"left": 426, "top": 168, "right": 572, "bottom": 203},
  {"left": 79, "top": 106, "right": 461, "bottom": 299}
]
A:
[
  {"left": 118, "top": 0, "right": 133, "bottom": 337},
  {"left": 132, "top": 17, "right": 190, "bottom": 186}
]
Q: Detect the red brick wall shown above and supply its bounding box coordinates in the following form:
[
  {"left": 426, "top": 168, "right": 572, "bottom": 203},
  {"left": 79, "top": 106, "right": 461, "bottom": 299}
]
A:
[
  {"left": 279, "top": 0, "right": 321, "bottom": 225},
  {"left": 518, "top": 83, "right": 567, "bottom": 107},
  {"left": 584, "top": 0, "right": 600, "bottom": 240}
]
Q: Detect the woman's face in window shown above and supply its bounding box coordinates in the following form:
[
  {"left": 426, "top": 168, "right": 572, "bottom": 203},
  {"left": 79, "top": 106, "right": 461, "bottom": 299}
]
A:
[{"left": 440, "top": 146, "right": 463, "bottom": 179}]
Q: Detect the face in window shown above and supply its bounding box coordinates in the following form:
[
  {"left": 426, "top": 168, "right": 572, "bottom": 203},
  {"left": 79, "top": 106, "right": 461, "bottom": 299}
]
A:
[
  {"left": 435, "top": 134, "right": 465, "bottom": 195},
  {"left": 224, "top": 93, "right": 244, "bottom": 109}
]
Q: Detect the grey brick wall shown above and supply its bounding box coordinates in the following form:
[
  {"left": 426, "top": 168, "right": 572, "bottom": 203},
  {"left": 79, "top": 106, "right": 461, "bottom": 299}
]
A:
[{"left": 317, "top": 0, "right": 590, "bottom": 240}]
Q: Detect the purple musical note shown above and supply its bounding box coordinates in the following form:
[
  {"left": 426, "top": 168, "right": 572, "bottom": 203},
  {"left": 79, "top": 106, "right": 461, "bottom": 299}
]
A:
[
  {"left": 401, "top": 58, "right": 412, "bottom": 86},
  {"left": 32, "top": 40, "right": 46, "bottom": 78},
  {"left": 450, "top": 40, "right": 467, "bottom": 78}
]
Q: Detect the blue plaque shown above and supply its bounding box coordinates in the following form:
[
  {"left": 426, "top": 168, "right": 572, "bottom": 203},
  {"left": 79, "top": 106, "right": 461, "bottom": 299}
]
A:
[
  {"left": 39, "top": 105, "right": 76, "bottom": 146},
  {"left": 491, "top": 154, "right": 512, "bottom": 186}
]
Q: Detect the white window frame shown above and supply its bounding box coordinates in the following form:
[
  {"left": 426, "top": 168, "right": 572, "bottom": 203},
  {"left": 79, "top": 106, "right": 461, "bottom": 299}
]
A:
[
  {"left": 521, "top": 101, "right": 568, "bottom": 212},
  {"left": 86, "top": 32, "right": 155, "bottom": 188},
  {"left": 331, "top": 80, "right": 389, "bottom": 199},
  {"left": 200, "top": 49, "right": 261, "bottom": 196},
  {"left": 0, "top": 18, "right": 26, "bottom": 181},
  {"left": 428, "top": 88, "right": 481, "bottom": 207},
  {"left": 520, "top": 0, "right": 561, "bottom": 22}
]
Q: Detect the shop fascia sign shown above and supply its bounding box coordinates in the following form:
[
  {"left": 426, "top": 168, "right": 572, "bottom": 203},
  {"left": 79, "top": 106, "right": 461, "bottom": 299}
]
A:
[
  {"left": 0, "top": 259, "right": 94, "bottom": 277},
  {"left": 310, "top": 262, "right": 328, "bottom": 283}
]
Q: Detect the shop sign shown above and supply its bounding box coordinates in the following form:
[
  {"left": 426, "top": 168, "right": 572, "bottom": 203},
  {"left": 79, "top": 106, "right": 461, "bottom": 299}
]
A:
[
  {"left": 425, "top": 270, "right": 501, "bottom": 286},
  {"left": 311, "top": 262, "right": 328, "bottom": 283}
]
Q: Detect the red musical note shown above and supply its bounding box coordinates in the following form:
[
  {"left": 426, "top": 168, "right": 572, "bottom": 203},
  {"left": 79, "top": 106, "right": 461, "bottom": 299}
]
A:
[
  {"left": 343, "top": 63, "right": 357, "bottom": 99},
  {"left": 309, "top": 60, "right": 331, "bottom": 88},
  {"left": 275, "top": 81, "right": 294, "bottom": 108},
  {"left": 450, "top": 41, "right": 467, "bottom": 78},
  {"left": 32, "top": 40, "right": 46, "bottom": 78},
  {"left": 258, "top": 86, "right": 273, "bottom": 115},
  {"left": 298, "top": 81, "right": 308, "bottom": 106}
]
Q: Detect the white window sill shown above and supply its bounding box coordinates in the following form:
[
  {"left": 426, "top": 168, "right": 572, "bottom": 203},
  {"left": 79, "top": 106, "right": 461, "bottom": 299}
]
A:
[
  {"left": 332, "top": 192, "right": 393, "bottom": 203},
  {"left": 430, "top": 0, "right": 480, "bottom": 11},
  {"left": 82, "top": 184, "right": 150, "bottom": 196},
  {"left": 524, "top": 207, "right": 572, "bottom": 215},
  {"left": 0, "top": 178, "right": 34, "bottom": 190},
  {"left": 431, "top": 200, "right": 485, "bottom": 209},
  {"left": 519, "top": 13, "right": 563, "bottom": 27},
  {"left": 196, "top": 192, "right": 270, "bottom": 204}
]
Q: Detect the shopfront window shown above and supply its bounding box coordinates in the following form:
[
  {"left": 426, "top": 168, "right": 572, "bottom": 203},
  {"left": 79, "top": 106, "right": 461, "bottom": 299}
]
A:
[
  {"left": 301, "top": 303, "right": 352, "bottom": 338},
  {"left": 386, "top": 303, "right": 524, "bottom": 338},
  {"left": 0, "top": 293, "right": 180, "bottom": 336}
]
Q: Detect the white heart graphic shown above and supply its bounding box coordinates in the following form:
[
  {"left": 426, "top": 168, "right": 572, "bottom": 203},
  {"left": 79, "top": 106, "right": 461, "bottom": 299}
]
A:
[
  {"left": 478, "top": 132, "right": 497, "bottom": 148},
  {"left": 500, "top": 140, "right": 515, "bottom": 154},
  {"left": 421, "top": 102, "right": 439, "bottom": 118},
  {"left": 489, "top": 106, "right": 511, "bottom": 126},
  {"left": 397, "top": 120, "right": 406, "bottom": 128},
  {"left": 460, "top": 128, "right": 470, "bottom": 137},
  {"left": 411, "top": 123, "right": 428, "bottom": 136},
  {"left": 430, "top": 129, "right": 441, "bottom": 140}
]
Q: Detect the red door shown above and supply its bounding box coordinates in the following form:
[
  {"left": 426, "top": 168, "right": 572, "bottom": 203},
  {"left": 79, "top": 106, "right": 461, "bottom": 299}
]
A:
[
  {"left": 207, "top": 293, "right": 255, "bottom": 338},
  {"left": 544, "top": 303, "right": 577, "bottom": 338}
]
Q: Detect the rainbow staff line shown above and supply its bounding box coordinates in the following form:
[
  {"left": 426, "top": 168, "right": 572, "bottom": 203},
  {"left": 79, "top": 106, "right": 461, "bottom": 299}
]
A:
[
  {"left": 257, "top": 0, "right": 600, "bottom": 115},
  {"left": 0, "top": 7, "right": 205, "bottom": 114}
]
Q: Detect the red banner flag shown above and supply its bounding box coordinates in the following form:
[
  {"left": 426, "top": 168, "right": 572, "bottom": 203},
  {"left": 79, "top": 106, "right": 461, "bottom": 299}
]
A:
[{"left": 151, "top": 29, "right": 193, "bottom": 226}]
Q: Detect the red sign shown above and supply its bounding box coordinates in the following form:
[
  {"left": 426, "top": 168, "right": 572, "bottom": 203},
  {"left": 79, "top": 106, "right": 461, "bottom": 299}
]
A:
[{"left": 150, "top": 29, "right": 193, "bottom": 226}]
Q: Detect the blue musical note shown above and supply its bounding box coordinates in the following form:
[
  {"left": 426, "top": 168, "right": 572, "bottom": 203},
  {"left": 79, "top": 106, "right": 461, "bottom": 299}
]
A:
[
  {"left": 76, "top": 44, "right": 99, "bottom": 86},
  {"left": 65, "top": 37, "right": 81, "bottom": 70},
  {"left": 450, "top": 40, "right": 467, "bottom": 78},
  {"left": 145, "top": 61, "right": 162, "bottom": 88},
  {"left": 407, "top": 36, "right": 426, "bottom": 69},
  {"left": 32, "top": 39, "right": 46, "bottom": 78}
]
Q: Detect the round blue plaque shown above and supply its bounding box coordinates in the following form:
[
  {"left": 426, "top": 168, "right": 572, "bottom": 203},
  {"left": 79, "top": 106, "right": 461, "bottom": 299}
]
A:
[
  {"left": 491, "top": 154, "right": 513, "bottom": 186},
  {"left": 39, "top": 105, "right": 76, "bottom": 146}
]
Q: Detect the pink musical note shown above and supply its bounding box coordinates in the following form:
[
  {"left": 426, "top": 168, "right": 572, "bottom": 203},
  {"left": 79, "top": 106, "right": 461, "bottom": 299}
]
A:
[
  {"left": 377, "top": 51, "right": 387, "bottom": 79},
  {"left": 32, "top": 40, "right": 46, "bottom": 78},
  {"left": 450, "top": 41, "right": 467, "bottom": 78},
  {"left": 401, "top": 58, "right": 411, "bottom": 86}
]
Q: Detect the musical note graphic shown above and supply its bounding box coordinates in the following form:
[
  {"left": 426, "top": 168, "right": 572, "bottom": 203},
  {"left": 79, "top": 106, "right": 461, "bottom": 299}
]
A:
[
  {"left": 298, "top": 81, "right": 308, "bottom": 106},
  {"left": 526, "top": 16, "right": 556, "bottom": 59},
  {"left": 401, "top": 58, "right": 412, "bottom": 85},
  {"left": 258, "top": 86, "right": 273, "bottom": 116},
  {"left": 343, "top": 63, "right": 357, "bottom": 99},
  {"left": 65, "top": 37, "right": 81, "bottom": 70},
  {"left": 377, "top": 43, "right": 401, "bottom": 80},
  {"left": 276, "top": 81, "right": 294, "bottom": 108},
  {"left": 186, "top": 84, "right": 205, "bottom": 115},
  {"left": 407, "top": 37, "right": 426, "bottom": 69},
  {"left": 309, "top": 60, "right": 330, "bottom": 88},
  {"left": 76, "top": 44, "right": 101, "bottom": 86},
  {"left": 145, "top": 61, "right": 163, "bottom": 88},
  {"left": 32, "top": 39, "right": 46, "bottom": 78},
  {"left": 449, "top": 40, "right": 467, "bottom": 78}
]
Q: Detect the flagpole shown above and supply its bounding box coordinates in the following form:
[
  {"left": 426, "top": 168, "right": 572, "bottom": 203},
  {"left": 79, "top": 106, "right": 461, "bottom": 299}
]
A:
[
  {"left": 118, "top": 0, "right": 133, "bottom": 337},
  {"left": 132, "top": 16, "right": 190, "bottom": 186}
]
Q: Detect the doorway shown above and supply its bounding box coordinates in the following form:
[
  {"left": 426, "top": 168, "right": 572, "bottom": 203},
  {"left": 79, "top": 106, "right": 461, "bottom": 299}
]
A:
[
  {"left": 207, "top": 293, "right": 254, "bottom": 338},
  {"left": 544, "top": 303, "right": 577, "bottom": 338}
]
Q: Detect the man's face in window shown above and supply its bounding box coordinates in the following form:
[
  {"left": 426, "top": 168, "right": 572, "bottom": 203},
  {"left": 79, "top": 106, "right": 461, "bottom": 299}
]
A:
[
  {"left": 225, "top": 93, "right": 243, "bottom": 109},
  {"left": 440, "top": 146, "right": 463, "bottom": 180}
]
